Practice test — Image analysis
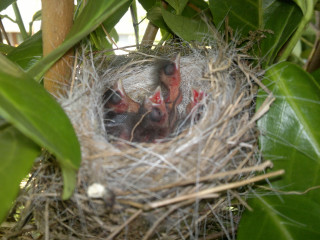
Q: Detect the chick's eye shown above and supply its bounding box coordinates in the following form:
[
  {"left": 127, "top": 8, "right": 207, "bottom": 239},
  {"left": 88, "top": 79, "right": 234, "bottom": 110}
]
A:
[
  {"left": 150, "top": 108, "right": 162, "bottom": 122},
  {"left": 109, "top": 91, "right": 122, "bottom": 105},
  {"left": 163, "top": 63, "right": 175, "bottom": 76}
]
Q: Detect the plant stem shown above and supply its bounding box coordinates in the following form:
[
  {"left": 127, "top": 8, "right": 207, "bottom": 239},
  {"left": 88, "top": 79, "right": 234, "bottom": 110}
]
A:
[
  {"left": 130, "top": 1, "right": 139, "bottom": 47},
  {"left": 12, "top": 2, "right": 28, "bottom": 40},
  {"left": 157, "top": 31, "right": 169, "bottom": 46},
  {"left": 278, "top": 1, "right": 315, "bottom": 62}
]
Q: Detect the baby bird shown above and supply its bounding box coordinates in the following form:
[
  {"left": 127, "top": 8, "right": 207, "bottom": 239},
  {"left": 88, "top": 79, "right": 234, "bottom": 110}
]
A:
[
  {"left": 159, "top": 53, "right": 183, "bottom": 110},
  {"left": 103, "top": 80, "right": 141, "bottom": 140},
  {"left": 158, "top": 53, "right": 183, "bottom": 130},
  {"left": 133, "top": 87, "right": 169, "bottom": 142},
  {"left": 103, "top": 79, "right": 140, "bottom": 114},
  {"left": 186, "top": 88, "right": 205, "bottom": 122}
]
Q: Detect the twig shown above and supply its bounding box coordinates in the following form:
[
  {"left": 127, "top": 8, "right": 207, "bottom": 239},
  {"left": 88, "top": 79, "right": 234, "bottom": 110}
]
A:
[
  {"left": 146, "top": 170, "right": 284, "bottom": 209},
  {"left": 45, "top": 201, "right": 49, "bottom": 240},
  {"left": 130, "top": 110, "right": 151, "bottom": 142},
  {"left": 140, "top": 160, "right": 273, "bottom": 194},
  {"left": 101, "top": 24, "right": 118, "bottom": 48},
  {"left": 142, "top": 200, "right": 195, "bottom": 240},
  {"left": 0, "top": 18, "right": 11, "bottom": 45}
]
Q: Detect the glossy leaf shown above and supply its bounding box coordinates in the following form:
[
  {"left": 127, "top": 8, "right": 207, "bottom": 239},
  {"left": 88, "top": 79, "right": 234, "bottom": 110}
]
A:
[
  {"left": 209, "top": 0, "right": 302, "bottom": 65},
  {"left": 0, "top": 54, "right": 81, "bottom": 199},
  {"left": 238, "top": 62, "right": 320, "bottom": 239},
  {"left": 238, "top": 194, "right": 320, "bottom": 239},
  {"left": 262, "top": 2, "right": 303, "bottom": 68},
  {"left": 0, "top": 125, "right": 40, "bottom": 223},
  {"left": 209, "top": 0, "right": 262, "bottom": 35},
  {"left": 162, "top": 9, "right": 211, "bottom": 42},
  {"left": 27, "top": 0, "right": 132, "bottom": 81},
  {"left": 7, "top": 31, "right": 42, "bottom": 70}
]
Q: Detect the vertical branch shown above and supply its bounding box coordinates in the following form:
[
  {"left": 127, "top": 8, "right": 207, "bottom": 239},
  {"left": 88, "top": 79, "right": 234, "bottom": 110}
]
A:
[
  {"left": 12, "top": 2, "right": 28, "bottom": 40},
  {"left": 41, "top": 0, "right": 74, "bottom": 96},
  {"left": 140, "top": 22, "right": 158, "bottom": 48},
  {"left": 130, "top": 1, "right": 139, "bottom": 47}
]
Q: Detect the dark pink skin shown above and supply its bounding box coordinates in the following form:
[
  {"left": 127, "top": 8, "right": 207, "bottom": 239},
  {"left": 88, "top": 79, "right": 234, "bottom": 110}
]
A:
[
  {"left": 186, "top": 88, "right": 205, "bottom": 123},
  {"left": 104, "top": 54, "right": 188, "bottom": 143},
  {"left": 104, "top": 80, "right": 140, "bottom": 114},
  {"left": 104, "top": 80, "right": 141, "bottom": 141},
  {"left": 160, "top": 54, "right": 182, "bottom": 108},
  {"left": 159, "top": 54, "right": 183, "bottom": 129},
  {"left": 133, "top": 87, "right": 169, "bottom": 142},
  {"left": 187, "top": 89, "right": 205, "bottom": 113}
]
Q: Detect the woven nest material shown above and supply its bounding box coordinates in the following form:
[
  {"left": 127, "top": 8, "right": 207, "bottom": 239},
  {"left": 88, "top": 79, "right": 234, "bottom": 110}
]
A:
[{"left": 4, "top": 43, "right": 276, "bottom": 239}]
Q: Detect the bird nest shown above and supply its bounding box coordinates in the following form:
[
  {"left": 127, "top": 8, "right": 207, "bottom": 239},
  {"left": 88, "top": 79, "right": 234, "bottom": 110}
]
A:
[{"left": 4, "top": 42, "right": 277, "bottom": 239}]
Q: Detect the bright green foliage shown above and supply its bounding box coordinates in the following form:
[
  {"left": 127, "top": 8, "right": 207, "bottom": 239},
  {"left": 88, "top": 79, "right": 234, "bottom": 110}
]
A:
[
  {"left": 0, "top": 54, "right": 81, "bottom": 199},
  {"left": 238, "top": 62, "right": 320, "bottom": 240},
  {"left": 0, "top": 125, "right": 40, "bottom": 223},
  {"left": 0, "top": 0, "right": 16, "bottom": 11},
  {"left": 162, "top": 9, "right": 210, "bottom": 42},
  {"left": 209, "top": 0, "right": 303, "bottom": 65},
  {"left": 7, "top": 31, "right": 42, "bottom": 70}
]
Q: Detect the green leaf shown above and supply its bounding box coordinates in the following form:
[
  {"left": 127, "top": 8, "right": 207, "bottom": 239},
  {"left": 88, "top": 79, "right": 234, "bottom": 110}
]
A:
[
  {"left": 181, "top": 0, "right": 210, "bottom": 19},
  {"left": 262, "top": 1, "right": 303, "bottom": 65},
  {"left": 89, "top": 0, "right": 131, "bottom": 50},
  {"left": 0, "top": 54, "right": 81, "bottom": 199},
  {"left": 311, "top": 68, "right": 320, "bottom": 84},
  {"left": 166, "top": 0, "right": 188, "bottom": 14},
  {"left": 27, "top": 0, "right": 132, "bottom": 81},
  {"left": 147, "top": 5, "right": 169, "bottom": 30},
  {"left": 209, "top": 0, "right": 302, "bottom": 66},
  {"left": 102, "top": 0, "right": 132, "bottom": 32},
  {"left": 0, "top": 125, "right": 40, "bottom": 223},
  {"left": 138, "top": 0, "right": 156, "bottom": 11},
  {"left": 90, "top": 26, "right": 113, "bottom": 51},
  {"left": 7, "top": 31, "right": 42, "bottom": 70},
  {"left": 0, "top": 43, "right": 15, "bottom": 54},
  {"left": 209, "top": 0, "right": 262, "bottom": 36},
  {"left": 238, "top": 62, "right": 320, "bottom": 239},
  {"left": 29, "top": 10, "right": 42, "bottom": 35},
  {"left": 0, "top": 0, "right": 15, "bottom": 11},
  {"left": 162, "top": 9, "right": 211, "bottom": 42},
  {"left": 278, "top": 0, "right": 317, "bottom": 62},
  {"left": 238, "top": 194, "right": 320, "bottom": 239},
  {"left": 291, "top": 0, "right": 317, "bottom": 14}
]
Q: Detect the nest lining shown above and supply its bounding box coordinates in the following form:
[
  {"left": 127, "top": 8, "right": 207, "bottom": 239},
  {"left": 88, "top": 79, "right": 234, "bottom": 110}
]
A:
[{"left": 3, "top": 43, "right": 277, "bottom": 239}]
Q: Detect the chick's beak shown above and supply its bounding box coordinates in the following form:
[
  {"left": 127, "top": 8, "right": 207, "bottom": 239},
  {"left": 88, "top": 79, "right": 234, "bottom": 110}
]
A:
[
  {"left": 144, "top": 86, "right": 168, "bottom": 126},
  {"left": 187, "top": 88, "right": 205, "bottom": 114},
  {"left": 104, "top": 80, "right": 140, "bottom": 114}
]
